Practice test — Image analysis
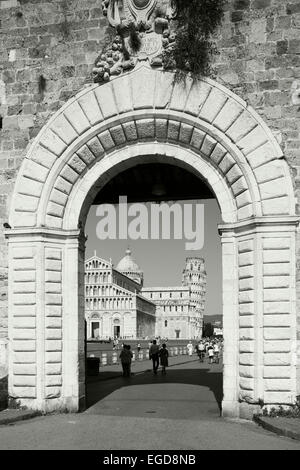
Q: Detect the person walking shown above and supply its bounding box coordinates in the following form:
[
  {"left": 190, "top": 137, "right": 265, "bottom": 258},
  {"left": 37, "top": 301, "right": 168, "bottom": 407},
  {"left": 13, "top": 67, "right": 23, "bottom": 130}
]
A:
[
  {"left": 187, "top": 341, "right": 193, "bottom": 357},
  {"left": 159, "top": 343, "right": 169, "bottom": 375},
  {"left": 213, "top": 342, "right": 220, "bottom": 363},
  {"left": 119, "top": 344, "right": 133, "bottom": 377},
  {"left": 149, "top": 339, "right": 160, "bottom": 375},
  {"left": 137, "top": 343, "right": 141, "bottom": 353},
  {"left": 208, "top": 344, "right": 214, "bottom": 364},
  {"left": 197, "top": 341, "right": 205, "bottom": 362}
]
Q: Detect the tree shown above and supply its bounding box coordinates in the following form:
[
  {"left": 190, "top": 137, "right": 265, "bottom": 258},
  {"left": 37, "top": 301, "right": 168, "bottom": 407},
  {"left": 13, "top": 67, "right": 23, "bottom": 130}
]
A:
[{"left": 203, "top": 322, "right": 214, "bottom": 338}]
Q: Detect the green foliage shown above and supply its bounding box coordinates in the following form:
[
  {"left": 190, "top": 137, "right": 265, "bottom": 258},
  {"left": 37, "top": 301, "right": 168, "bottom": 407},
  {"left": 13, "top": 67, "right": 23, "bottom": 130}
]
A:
[
  {"left": 262, "top": 399, "right": 300, "bottom": 418},
  {"left": 128, "top": 23, "right": 142, "bottom": 53},
  {"left": 203, "top": 322, "right": 214, "bottom": 337},
  {"left": 166, "top": 0, "right": 225, "bottom": 78}
]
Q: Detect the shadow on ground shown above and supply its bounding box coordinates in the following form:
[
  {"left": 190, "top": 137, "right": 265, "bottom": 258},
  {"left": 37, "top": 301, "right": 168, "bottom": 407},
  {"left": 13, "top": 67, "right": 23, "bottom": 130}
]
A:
[{"left": 86, "top": 366, "right": 223, "bottom": 417}]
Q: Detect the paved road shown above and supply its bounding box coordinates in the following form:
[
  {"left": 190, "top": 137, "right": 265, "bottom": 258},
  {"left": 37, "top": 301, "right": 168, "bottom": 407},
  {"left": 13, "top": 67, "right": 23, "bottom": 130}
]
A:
[{"left": 0, "top": 358, "right": 300, "bottom": 450}]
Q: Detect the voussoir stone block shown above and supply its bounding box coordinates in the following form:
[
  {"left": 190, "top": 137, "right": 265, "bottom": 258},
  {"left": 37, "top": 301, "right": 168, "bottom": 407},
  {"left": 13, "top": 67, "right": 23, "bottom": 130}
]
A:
[
  {"left": 179, "top": 123, "right": 193, "bottom": 144},
  {"left": 167, "top": 120, "right": 180, "bottom": 141},
  {"left": 210, "top": 144, "right": 227, "bottom": 165},
  {"left": 78, "top": 89, "right": 104, "bottom": 125},
  {"left": 237, "top": 126, "right": 268, "bottom": 156},
  {"left": 199, "top": 87, "right": 227, "bottom": 123},
  {"left": 86, "top": 137, "right": 104, "bottom": 160},
  {"left": 23, "top": 160, "right": 49, "bottom": 183},
  {"left": 190, "top": 128, "right": 205, "bottom": 150},
  {"left": 131, "top": 68, "right": 155, "bottom": 110},
  {"left": 30, "top": 145, "right": 57, "bottom": 169},
  {"left": 39, "top": 128, "right": 67, "bottom": 156},
  {"left": 184, "top": 80, "right": 211, "bottom": 116},
  {"left": 94, "top": 84, "right": 117, "bottom": 118},
  {"left": 201, "top": 135, "right": 217, "bottom": 157},
  {"left": 110, "top": 125, "right": 126, "bottom": 146},
  {"left": 51, "top": 114, "right": 78, "bottom": 145},
  {"left": 170, "top": 77, "right": 193, "bottom": 112},
  {"left": 213, "top": 99, "right": 244, "bottom": 132},
  {"left": 154, "top": 71, "right": 174, "bottom": 109},
  {"left": 98, "top": 130, "right": 115, "bottom": 150},
  {"left": 136, "top": 119, "right": 155, "bottom": 140},
  {"left": 226, "top": 110, "right": 256, "bottom": 143},
  {"left": 155, "top": 119, "right": 168, "bottom": 140},
  {"left": 112, "top": 75, "right": 133, "bottom": 113},
  {"left": 63, "top": 101, "right": 91, "bottom": 135}
]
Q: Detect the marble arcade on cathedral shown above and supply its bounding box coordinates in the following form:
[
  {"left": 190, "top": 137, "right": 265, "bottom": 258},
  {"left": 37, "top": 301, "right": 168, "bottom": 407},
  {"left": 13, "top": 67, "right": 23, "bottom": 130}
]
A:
[{"left": 85, "top": 249, "right": 206, "bottom": 340}]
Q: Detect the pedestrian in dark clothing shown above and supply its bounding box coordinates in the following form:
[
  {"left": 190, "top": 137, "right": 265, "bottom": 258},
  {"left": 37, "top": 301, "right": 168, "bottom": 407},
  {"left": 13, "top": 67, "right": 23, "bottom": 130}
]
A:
[
  {"left": 119, "top": 344, "right": 133, "bottom": 377},
  {"left": 159, "top": 343, "right": 169, "bottom": 375},
  {"left": 149, "top": 339, "right": 159, "bottom": 374}
]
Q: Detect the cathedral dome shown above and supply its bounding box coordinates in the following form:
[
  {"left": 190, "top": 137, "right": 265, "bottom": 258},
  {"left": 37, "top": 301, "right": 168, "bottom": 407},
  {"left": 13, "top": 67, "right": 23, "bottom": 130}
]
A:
[
  {"left": 116, "top": 249, "right": 144, "bottom": 285},
  {"left": 116, "top": 249, "right": 140, "bottom": 272}
]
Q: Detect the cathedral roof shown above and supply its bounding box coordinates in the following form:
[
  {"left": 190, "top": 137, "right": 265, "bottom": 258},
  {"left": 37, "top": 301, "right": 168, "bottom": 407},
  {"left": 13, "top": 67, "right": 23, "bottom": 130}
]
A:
[{"left": 116, "top": 248, "right": 142, "bottom": 274}]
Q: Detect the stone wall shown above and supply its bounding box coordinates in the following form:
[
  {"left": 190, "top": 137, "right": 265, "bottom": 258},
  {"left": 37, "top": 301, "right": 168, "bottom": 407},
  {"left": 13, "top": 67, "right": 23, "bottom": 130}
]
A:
[{"left": 0, "top": 0, "right": 300, "bottom": 403}]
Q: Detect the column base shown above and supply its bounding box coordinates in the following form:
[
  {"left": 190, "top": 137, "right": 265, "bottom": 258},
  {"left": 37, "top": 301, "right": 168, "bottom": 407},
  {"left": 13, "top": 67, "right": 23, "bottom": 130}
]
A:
[
  {"left": 9, "top": 396, "right": 86, "bottom": 413},
  {"left": 221, "top": 400, "right": 239, "bottom": 418}
]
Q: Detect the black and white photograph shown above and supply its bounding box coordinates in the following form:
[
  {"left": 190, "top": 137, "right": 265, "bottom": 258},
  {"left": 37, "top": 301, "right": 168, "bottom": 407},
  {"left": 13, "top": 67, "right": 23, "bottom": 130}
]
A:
[{"left": 0, "top": 0, "right": 300, "bottom": 455}]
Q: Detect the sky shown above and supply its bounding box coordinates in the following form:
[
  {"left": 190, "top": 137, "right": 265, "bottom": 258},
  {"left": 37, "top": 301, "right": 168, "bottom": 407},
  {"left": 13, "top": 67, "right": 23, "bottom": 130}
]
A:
[{"left": 85, "top": 198, "right": 223, "bottom": 317}]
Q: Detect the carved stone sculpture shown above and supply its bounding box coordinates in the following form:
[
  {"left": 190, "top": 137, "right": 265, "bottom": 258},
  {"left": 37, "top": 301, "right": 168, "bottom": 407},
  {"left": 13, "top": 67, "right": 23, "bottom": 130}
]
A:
[{"left": 93, "top": 0, "right": 175, "bottom": 83}]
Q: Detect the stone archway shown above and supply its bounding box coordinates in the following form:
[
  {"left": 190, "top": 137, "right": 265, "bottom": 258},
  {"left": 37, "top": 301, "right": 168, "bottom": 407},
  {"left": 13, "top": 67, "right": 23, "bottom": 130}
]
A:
[{"left": 6, "top": 64, "right": 298, "bottom": 417}]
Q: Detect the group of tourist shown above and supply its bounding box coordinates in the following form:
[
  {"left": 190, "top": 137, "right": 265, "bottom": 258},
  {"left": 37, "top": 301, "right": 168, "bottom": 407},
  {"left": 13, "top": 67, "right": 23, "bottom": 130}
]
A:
[
  {"left": 194, "top": 338, "right": 223, "bottom": 364},
  {"left": 119, "top": 337, "right": 223, "bottom": 377},
  {"left": 119, "top": 339, "right": 169, "bottom": 377}
]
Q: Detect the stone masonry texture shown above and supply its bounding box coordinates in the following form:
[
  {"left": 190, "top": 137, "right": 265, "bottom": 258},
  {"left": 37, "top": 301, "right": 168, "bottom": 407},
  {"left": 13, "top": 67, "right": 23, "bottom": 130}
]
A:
[{"left": 0, "top": 0, "right": 300, "bottom": 403}]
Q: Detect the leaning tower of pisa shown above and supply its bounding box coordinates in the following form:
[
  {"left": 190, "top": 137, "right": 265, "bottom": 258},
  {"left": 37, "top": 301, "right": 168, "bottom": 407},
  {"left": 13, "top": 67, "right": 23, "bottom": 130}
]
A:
[{"left": 182, "top": 257, "right": 207, "bottom": 320}]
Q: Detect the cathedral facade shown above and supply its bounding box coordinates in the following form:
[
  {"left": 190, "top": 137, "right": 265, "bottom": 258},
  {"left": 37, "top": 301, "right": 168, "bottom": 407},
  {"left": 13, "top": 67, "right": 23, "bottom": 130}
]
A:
[{"left": 85, "top": 250, "right": 206, "bottom": 340}]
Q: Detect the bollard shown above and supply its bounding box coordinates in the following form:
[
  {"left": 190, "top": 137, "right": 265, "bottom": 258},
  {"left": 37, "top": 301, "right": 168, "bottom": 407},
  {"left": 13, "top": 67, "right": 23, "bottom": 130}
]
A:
[
  {"left": 101, "top": 352, "right": 107, "bottom": 366},
  {"left": 170, "top": 348, "right": 173, "bottom": 357},
  {"left": 179, "top": 347, "right": 183, "bottom": 355},
  {"left": 112, "top": 352, "right": 118, "bottom": 364},
  {"left": 183, "top": 347, "right": 187, "bottom": 355},
  {"left": 139, "top": 351, "right": 143, "bottom": 361},
  {"left": 132, "top": 351, "right": 136, "bottom": 362},
  {"left": 174, "top": 347, "right": 178, "bottom": 356}
]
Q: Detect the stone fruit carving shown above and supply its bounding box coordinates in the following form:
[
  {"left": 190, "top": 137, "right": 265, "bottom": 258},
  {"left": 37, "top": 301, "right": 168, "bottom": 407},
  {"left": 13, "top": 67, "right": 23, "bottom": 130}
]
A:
[{"left": 93, "top": 0, "right": 175, "bottom": 83}]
